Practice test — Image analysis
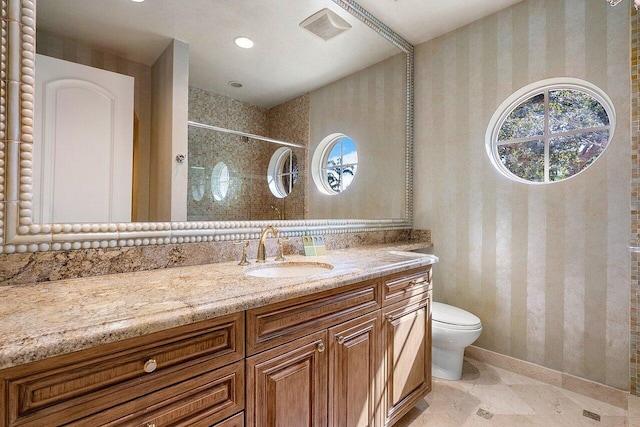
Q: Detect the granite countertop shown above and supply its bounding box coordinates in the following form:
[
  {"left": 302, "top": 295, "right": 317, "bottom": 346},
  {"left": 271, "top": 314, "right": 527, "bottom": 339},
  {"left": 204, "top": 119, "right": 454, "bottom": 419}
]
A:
[{"left": 0, "top": 242, "right": 437, "bottom": 370}]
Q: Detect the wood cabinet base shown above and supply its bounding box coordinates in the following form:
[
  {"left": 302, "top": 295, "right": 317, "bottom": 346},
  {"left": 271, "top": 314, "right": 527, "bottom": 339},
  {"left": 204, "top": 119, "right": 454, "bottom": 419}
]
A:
[{"left": 0, "top": 266, "right": 432, "bottom": 427}]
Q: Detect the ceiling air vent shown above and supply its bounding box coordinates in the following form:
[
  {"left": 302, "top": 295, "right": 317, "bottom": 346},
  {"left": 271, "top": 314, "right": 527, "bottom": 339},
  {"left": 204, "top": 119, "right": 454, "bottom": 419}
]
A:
[{"left": 300, "top": 8, "right": 352, "bottom": 41}]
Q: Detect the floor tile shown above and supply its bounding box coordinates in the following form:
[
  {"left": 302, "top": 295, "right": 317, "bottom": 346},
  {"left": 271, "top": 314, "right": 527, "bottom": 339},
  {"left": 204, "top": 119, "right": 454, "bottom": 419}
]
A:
[
  {"left": 556, "top": 386, "right": 628, "bottom": 417},
  {"left": 397, "top": 358, "right": 629, "bottom": 427},
  {"left": 461, "top": 384, "right": 536, "bottom": 415},
  {"left": 628, "top": 395, "right": 640, "bottom": 427}
]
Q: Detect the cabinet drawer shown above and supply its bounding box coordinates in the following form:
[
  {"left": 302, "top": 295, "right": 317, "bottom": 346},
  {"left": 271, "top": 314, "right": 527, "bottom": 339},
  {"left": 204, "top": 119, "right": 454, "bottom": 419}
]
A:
[
  {"left": 381, "top": 266, "right": 431, "bottom": 306},
  {"left": 72, "top": 360, "right": 244, "bottom": 427},
  {"left": 2, "top": 312, "right": 244, "bottom": 427},
  {"left": 215, "top": 412, "right": 244, "bottom": 427},
  {"left": 246, "top": 281, "right": 380, "bottom": 355}
]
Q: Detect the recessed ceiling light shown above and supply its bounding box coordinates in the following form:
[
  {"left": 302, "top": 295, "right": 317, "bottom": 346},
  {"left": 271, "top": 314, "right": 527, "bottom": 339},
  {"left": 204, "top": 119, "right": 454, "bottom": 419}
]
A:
[
  {"left": 131, "top": 0, "right": 144, "bottom": 2},
  {"left": 228, "top": 81, "right": 243, "bottom": 88},
  {"left": 234, "top": 37, "right": 254, "bottom": 49}
]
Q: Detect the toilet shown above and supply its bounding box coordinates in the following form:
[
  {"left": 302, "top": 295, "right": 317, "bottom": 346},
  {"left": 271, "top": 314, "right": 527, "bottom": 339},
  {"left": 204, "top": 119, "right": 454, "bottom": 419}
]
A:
[{"left": 432, "top": 302, "right": 482, "bottom": 380}]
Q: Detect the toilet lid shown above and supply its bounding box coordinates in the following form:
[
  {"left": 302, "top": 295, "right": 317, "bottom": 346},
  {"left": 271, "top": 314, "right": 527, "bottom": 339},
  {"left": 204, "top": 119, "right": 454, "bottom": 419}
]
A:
[{"left": 432, "top": 302, "right": 482, "bottom": 328}]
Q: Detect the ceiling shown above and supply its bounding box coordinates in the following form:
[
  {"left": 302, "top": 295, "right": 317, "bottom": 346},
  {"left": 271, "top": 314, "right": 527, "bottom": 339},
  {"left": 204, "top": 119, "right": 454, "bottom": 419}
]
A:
[
  {"left": 357, "top": 0, "right": 525, "bottom": 45},
  {"left": 36, "top": 0, "right": 524, "bottom": 109}
]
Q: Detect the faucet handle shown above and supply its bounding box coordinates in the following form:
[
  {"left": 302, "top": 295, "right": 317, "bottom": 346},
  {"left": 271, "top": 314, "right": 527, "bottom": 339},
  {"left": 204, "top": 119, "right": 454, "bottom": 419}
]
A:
[{"left": 233, "top": 240, "right": 250, "bottom": 266}]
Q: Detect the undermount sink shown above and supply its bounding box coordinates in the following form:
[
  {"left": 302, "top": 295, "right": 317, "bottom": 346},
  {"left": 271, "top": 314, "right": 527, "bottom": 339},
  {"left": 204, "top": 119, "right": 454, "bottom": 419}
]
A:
[{"left": 245, "top": 262, "right": 334, "bottom": 278}]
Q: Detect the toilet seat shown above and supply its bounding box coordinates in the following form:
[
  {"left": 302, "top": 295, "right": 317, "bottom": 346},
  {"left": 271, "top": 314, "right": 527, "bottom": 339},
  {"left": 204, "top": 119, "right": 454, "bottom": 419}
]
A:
[{"left": 432, "top": 302, "right": 482, "bottom": 330}]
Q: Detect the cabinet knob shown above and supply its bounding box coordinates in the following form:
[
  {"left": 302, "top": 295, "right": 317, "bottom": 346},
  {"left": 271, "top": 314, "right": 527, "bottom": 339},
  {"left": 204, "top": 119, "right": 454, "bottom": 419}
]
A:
[
  {"left": 143, "top": 359, "right": 157, "bottom": 373},
  {"left": 337, "top": 336, "right": 345, "bottom": 345},
  {"left": 317, "top": 342, "right": 325, "bottom": 353}
]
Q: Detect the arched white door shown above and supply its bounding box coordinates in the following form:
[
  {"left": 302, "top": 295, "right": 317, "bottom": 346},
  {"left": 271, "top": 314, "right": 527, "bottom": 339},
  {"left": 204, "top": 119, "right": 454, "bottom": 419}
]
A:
[{"left": 34, "top": 54, "right": 134, "bottom": 223}]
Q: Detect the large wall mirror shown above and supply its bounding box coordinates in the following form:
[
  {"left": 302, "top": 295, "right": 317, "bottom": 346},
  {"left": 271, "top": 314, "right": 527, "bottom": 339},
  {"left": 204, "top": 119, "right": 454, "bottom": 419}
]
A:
[{"left": 0, "top": 0, "right": 414, "bottom": 253}]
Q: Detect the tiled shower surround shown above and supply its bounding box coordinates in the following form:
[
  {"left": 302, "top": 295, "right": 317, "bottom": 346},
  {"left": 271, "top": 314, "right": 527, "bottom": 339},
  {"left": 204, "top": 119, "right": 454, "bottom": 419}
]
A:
[{"left": 187, "top": 87, "right": 308, "bottom": 221}]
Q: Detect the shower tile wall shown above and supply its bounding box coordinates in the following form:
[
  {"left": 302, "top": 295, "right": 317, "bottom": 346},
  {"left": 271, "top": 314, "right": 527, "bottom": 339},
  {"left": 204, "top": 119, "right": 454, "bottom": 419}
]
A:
[
  {"left": 187, "top": 87, "right": 309, "bottom": 221},
  {"left": 268, "top": 95, "right": 309, "bottom": 219}
]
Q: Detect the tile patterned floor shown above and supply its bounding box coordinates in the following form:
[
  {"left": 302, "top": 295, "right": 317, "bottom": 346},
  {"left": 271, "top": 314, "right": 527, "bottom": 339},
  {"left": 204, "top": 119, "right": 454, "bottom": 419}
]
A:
[{"left": 395, "top": 358, "right": 628, "bottom": 426}]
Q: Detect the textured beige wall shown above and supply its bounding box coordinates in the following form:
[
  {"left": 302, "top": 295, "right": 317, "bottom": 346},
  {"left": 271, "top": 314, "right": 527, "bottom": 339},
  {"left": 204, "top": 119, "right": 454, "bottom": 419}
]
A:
[
  {"left": 629, "top": 7, "right": 639, "bottom": 396},
  {"left": 36, "top": 31, "right": 152, "bottom": 221},
  {"left": 309, "top": 53, "right": 406, "bottom": 219},
  {"left": 268, "top": 95, "right": 309, "bottom": 220},
  {"left": 414, "top": 0, "right": 630, "bottom": 390},
  {"left": 150, "top": 40, "right": 189, "bottom": 222}
]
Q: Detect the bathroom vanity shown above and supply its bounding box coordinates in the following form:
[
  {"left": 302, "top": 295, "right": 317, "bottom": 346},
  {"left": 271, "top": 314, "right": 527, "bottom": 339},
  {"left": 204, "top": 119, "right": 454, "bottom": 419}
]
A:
[{"left": 0, "top": 244, "right": 436, "bottom": 427}]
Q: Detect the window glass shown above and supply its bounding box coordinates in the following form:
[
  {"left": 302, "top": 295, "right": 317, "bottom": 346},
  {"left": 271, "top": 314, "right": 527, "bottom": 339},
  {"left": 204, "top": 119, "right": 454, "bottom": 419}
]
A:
[
  {"left": 549, "top": 90, "right": 609, "bottom": 133},
  {"left": 486, "top": 79, "right": 614, "bottom": 184},
  {"left": 211, "top": 162, "right": 230, "bottom": 201},
  {"left": 268, "top": 147, "right": 298, "bottom": 198},
  {"left": 549, "top": 131, "right": 609, "bottom": 181},
  {"left": 498, "top": 93, "right": 545, "bottom": 141},
  {"left": 497, "top": 140, "right": 545, "bottom": 183},
  {"left": 312, "top": 133, "right": 359, "bottom": 195},
  {"left": 327, "top": 143, "right": 343, "bottom": 167},
  {"left": 322, "top": 136, "right": 358, "bottom": 193}
]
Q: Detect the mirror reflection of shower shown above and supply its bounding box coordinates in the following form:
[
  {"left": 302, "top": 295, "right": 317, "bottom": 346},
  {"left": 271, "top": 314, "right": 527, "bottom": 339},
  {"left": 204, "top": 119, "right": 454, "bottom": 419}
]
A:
[
  {"left": 190, "top": 166, "right": 206, "bottom": 201},
  {"left": 270, "top": 204, "right": 283, "bottom": 220}
]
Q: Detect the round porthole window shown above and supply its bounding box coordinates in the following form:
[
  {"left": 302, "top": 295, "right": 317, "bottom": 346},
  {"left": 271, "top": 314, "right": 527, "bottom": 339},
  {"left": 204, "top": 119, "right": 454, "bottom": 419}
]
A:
[
  {"left": 211, "top": 161, "right": 230, "bottom": 201},
  {"left": 267, "top": 147, "right": 298, "bottom": 198},
  {"left": 312, "top": 133, "right": 358, "bottom": 195},
  {"left": 485, "top": 78, "right": 615, "bottom": 184}
]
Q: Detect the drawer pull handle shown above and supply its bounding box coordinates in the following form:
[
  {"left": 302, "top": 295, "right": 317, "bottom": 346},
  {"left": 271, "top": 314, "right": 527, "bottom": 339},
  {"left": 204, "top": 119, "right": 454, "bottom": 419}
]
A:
[
  {"left": 146, "top": 424, "right": 156, "bottom": 427},
  {"left": 317, "top": 342, "right": 325, "bottom": 353},
  {"left": 409, "top": 279, "right": 426, "bottom": 287},
  {"left": 337, "top": 336, "right": 345, "bottom": 345},
  {"left": 143, "top": 359, "right": 157, "bottom": 373}
]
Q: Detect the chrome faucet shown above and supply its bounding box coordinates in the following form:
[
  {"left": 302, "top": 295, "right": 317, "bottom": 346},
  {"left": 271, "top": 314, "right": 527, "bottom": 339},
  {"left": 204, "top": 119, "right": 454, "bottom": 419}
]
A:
[{"left": 256, "top": 225, "right": 278, "bottom": 263}]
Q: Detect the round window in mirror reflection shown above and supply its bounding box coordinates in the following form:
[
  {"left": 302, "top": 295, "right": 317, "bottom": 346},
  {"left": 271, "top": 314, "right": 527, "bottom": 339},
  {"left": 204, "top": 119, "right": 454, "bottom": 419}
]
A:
[
  {"left": 211, "top": 162, "right": 230, "bottom": 201},
  {"left": 268, "top": 147, "right": 298, "bottom": 198},
  {"left": 312, "top": 134, "right": 358, "bottom": 195},
  {"left": 190, "top": 166, "right": 206, "bottom": 201}
]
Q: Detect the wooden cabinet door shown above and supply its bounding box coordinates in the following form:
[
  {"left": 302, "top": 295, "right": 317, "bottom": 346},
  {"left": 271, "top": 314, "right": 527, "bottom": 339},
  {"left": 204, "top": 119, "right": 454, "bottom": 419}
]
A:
[
  {"left": 381, "top": 295, "right": 431, "bottom": 427},
  {"left": 328, "top": 311, "right": 381, "bottom": 427},
  {"left": 246, "top": 330, "right": 328, "bottom": 427}
]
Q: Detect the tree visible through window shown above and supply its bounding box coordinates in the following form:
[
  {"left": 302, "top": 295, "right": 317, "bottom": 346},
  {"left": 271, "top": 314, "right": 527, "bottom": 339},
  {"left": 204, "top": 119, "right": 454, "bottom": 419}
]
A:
[
  {"left": 312, "top": 133, "right": 359, "bottom": 195},
  {"left": 487, "top": 80, "right": 614, "bottom": 184},
  {"left": 323, "top": 136, "right": 358, "bottom": 193}
]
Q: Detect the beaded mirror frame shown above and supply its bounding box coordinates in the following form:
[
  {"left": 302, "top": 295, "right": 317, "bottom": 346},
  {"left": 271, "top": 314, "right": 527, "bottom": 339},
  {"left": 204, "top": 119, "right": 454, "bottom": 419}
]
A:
[{"left": 0, "top": 0, "right": 414, "bottom": 253}]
